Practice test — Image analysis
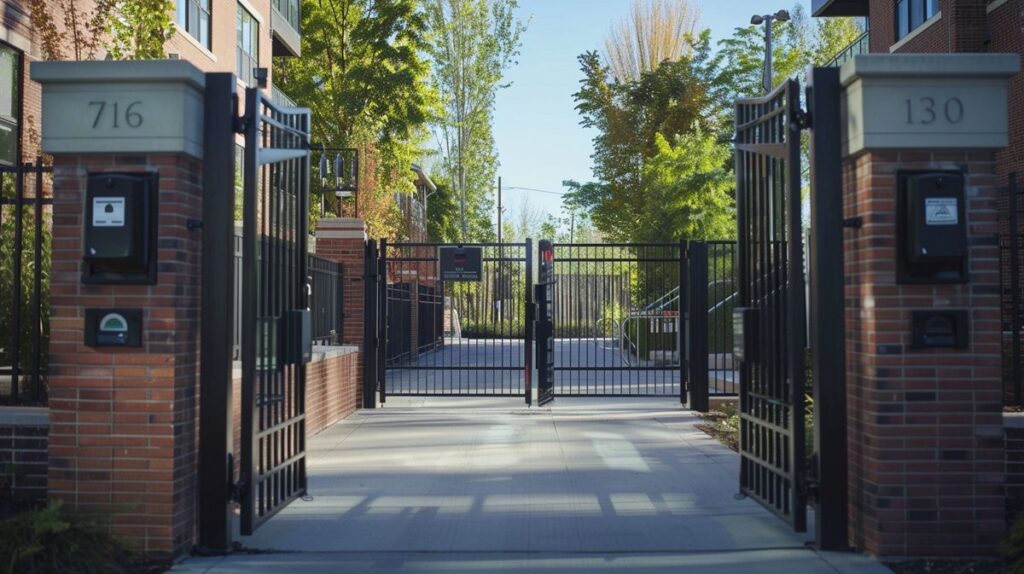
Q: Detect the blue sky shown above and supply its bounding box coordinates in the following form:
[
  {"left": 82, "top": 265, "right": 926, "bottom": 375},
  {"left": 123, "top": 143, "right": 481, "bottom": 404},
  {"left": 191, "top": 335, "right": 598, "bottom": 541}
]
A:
[{"left": 491, "top": 0, "right": 813, "bottom": 229}]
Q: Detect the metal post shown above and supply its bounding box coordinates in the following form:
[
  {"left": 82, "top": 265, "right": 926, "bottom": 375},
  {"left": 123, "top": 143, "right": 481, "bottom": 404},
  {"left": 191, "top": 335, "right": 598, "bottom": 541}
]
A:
[
  {"left": 763, "top": 19, "right": 773, "bottom": 93},
  {"left": 525, "top": 238, "right": 534, "bottom": 405},
  {"left": 687, "top": 241, "right": 709, "bottom": 412},
  {"left": 785, "top": 78, "right": 809, "bottom": 535},
  {"left": 239, "top": 86, "right": 260, "bottom": 537},
  {"left": 363, "top": 240, "right": 379, "bottom": 408},
  {"left": 497, "top": 176, "right": 502, "bottom": 244},
  {"left": 197, "top": 73, "right": 238, "bottom": 554},
  {"left": 1010, "top": 173, "right": 1021, "bottom": 405},
  {"left": 378, "top": 239, "right": 388, "bottom": 404},
  {"left": 678, "top": 239, "right": 688, "bottom": 405}
]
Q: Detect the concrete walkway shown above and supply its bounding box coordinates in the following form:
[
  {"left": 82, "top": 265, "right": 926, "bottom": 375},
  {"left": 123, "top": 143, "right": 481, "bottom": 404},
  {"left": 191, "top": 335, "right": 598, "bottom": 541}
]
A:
[{"left": 176, "top": 398, "right": 889, "bottom": 574}]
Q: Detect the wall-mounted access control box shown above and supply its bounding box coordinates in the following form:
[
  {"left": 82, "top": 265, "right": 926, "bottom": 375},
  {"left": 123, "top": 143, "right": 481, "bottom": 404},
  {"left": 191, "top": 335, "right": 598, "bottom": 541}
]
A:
[
  {"left": 84, "top": 308, "right": 142, "bottom": 348},
  {"left": 83, "top": 172, "right": 158, "bottom": 284},
  {"left": 910, "top": 310, "right": 968, "bottom": 350},
  {"left": 897, "top": 171, "right": 967, "bottom": 284}
]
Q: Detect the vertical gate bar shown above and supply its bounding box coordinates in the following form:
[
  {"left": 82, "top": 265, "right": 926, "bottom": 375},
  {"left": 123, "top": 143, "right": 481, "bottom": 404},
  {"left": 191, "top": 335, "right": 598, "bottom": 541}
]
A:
[
  {"left": 786, "top": 79, "right": 808, "bottom": 533},
  {"left": 10, "top": 162, "right": 24, "bottom": 401},
  {"left": 197, "top": 73, "right": 237, "bottom": 553},
  {"left": 808, "top": 66, "right": 848, "bottom": 550},
  {"left": 1011, "top": 173, "right": 1022, "bottom": 405},
  {"left": 240, "top": 86, "right": 259, "bottom": 536},
  {"left": 525, "top": 238, "right": 534, "bottom": 404},
  {"left": 30, "top": 161, "right": 44, "bottom": 401},
  {"left": 735, "top": 97, "right": 751, "bottom": 507},
  {"left": 688, "top": 241, "right": 709, "bottom": 412}
]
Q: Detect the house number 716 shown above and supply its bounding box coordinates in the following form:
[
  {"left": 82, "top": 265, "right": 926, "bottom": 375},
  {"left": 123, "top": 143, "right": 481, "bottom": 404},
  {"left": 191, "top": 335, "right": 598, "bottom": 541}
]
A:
[
  {"left": 905, "top": 96, "right": 964, "bottom": 125},
  {"left": 89, "top": 101, "right": 144, "bottom": 129}
]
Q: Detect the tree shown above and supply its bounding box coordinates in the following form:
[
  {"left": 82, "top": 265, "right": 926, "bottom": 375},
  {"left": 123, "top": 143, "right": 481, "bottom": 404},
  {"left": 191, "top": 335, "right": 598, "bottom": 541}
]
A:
[
  {"left": 274, "top": 0, "right": 435, "bottom": 238},
  {"left": 424, "top": 0, "right": 525, "bottom": 242},
  {"left": 28, "top": 0, "right": 174, "bottom": 61},
  {"left": 604, "top": 0, "right": 700, "bottom": 83},
  {"left": 566, "top": 31, "right": 722, "bottom": 243}
]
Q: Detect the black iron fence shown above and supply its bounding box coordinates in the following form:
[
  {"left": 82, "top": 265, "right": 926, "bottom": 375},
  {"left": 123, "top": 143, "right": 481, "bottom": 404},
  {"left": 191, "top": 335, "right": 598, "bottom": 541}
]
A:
[
  {"left": 705, "top": 241, "right": 738, "bottom": 396},
  {"left": 231, "top": 230, "right": 344, "bottom": 358},
  {"left": 1002, "top": 173, "right": 1023, "bottom": 406},
  {"left": 0, "top": 161, "right": 52, "bottom": 405}
]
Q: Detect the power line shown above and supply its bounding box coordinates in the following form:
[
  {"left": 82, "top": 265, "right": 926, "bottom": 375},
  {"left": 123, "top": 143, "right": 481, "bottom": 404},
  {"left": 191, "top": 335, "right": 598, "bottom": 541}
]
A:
[{"left": 504, "top": 186, "right": 566, "bottom": 196}]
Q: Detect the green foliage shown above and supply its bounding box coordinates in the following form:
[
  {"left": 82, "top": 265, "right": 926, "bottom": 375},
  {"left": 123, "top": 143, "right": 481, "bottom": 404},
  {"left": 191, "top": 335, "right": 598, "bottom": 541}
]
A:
[
  {"left": 566, "top": 31, "right": 732, "bottom": 244},
  {"left": 1003, "top": 514, "right": 1024, "bottom": 573},
  {"left": 103, "top": 0, "right": 175, "bottom": 60},
  {"left": 0, "top": 176, "right": 51, "bottom": 403},
  {"left": 274, "top": 0, "right": 435, "bottom": 238},
  {"left": 0, "top": 502, "right": 129, "bottom": 574},
  {"left": 27, "top": 0, "right": 174, "bottom": 61},
  {"left": 424, "top": 0, "right": 526, "bottom": 242},
  {"left": 427, "top": 177, "right": 461, "bottom": 242}
]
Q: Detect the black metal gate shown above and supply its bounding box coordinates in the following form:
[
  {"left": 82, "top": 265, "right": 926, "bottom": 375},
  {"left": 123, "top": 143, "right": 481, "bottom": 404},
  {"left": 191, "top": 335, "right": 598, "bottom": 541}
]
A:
[
  {"left": 378, "top": 241, "right": 532, "bottom": 399},
  {"left": 549, "top": 243, "right": 684, "bottom": 396},
  {"left": 734, "top": 79, "right": 808, "bottom": 532},
  {"left": 238, "top": 87, "right": 312, "bottom": 534}
]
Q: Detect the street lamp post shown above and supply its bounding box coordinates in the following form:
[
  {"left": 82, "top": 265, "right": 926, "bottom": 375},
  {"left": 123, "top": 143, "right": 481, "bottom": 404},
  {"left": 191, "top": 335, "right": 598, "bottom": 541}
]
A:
[{"left": 750, "top": 10, "right": 791, "bottom": 93}]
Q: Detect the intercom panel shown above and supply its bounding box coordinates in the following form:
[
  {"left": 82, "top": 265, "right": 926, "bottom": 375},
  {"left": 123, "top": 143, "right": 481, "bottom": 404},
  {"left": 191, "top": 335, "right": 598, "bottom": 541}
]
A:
[
  {"left": 897, "top": 171, "right": 967, "bottom": 284},
  {"left": 83, "top": 172, "right": 158, "bottom": 284}
]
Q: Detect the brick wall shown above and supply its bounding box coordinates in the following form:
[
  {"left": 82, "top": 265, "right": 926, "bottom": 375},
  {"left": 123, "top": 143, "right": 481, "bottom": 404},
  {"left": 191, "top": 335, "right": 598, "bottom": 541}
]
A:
[
  {"left": 315, "top": 218, "right": 367, "bottom": 404},
  {"left": 0, "top": 408, "right": 48, "bottom": 510},
  {"left": 843, "top": 150, "right": 1005, "bottom": 556},
  {"left": 988, "top": 1, "right": 1024, "bottom": 184},
  {"left": 47, "top": 154, "right": 203, "bottom": 558}
]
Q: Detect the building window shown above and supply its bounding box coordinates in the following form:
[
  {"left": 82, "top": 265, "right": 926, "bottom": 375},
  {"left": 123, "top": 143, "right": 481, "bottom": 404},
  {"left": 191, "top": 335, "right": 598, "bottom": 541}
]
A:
[
  {"left": 237, "top": 4, "right": 259, "bottom": 86},
  {"left": 0, "top": 45, "right": 20, "bottom": 166},
  {"left": 177, "top": 0, "right": 211, "bottom": 49},
  {"left": 896, "top": 0, "right": 940, "bottom": 40}
]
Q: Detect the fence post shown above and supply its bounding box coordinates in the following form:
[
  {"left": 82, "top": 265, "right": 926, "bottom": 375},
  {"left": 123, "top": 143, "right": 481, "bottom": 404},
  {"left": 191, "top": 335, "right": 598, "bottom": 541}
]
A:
[
  {"left": 363, "top": 240, "right": 378, "bottom": 409},
  {"left": 807, "top": 66, "right": 848, "bottom": 551},
  {"left": 687, "top": 241, "right": 709, "bottom": 412},
  {"left": 197, "top": 72, "right": 236, "bottom": 554},
  {"left": 678, "top": 239, "right": 687, "bottom": 405},
  {"left": 1010, "top": 173, "right": 1021, "bottom": 405}
]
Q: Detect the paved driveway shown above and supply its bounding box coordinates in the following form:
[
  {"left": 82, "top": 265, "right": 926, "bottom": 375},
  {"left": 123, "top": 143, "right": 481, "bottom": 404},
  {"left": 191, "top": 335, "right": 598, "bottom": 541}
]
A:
[{"left": 176, "top": 398, "right": 888, "bottom": 574}]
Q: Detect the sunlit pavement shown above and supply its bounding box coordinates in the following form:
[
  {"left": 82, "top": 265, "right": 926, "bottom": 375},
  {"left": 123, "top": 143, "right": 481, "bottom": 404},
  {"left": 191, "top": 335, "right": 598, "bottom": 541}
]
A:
[{"left": 175, "top": 398, "right": 889, "bottom": 573}]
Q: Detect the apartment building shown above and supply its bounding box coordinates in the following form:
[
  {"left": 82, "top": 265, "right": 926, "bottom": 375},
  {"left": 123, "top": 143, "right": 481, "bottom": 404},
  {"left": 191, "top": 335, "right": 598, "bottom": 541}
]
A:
[
  {"left": 813, "top": 0, "right": 1023, "bottom": 184},
  {"left": 0, "top": 0, "right": 300, "bottom": 168}
]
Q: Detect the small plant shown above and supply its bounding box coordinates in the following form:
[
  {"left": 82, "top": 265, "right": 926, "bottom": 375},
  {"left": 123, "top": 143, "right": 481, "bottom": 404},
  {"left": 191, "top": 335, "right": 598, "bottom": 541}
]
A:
[
  {"left": 0, "top": 502, "right": 130, "bottom": 574},
  {"left": 1004, "top": 514, "right": 1024, "bottom": 573}
]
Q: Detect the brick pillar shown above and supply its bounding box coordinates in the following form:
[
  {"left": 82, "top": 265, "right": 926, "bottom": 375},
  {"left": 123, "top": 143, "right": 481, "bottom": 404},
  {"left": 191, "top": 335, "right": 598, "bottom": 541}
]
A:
[
  {"left": 843, "top": 150, "right": 1004, "bottom": 556},
  {"left": 47, "top": 154, "right": 203, "bottom": 557},
  {"left": 315, "top": 217, "right": 367, "bottom": 400}
]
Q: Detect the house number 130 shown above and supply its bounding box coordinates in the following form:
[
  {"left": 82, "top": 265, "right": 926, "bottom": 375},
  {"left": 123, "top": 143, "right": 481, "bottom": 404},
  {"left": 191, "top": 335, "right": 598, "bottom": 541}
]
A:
[
  {"left": 89, "top": 101, "right": 144, "bottom": 129},
  {"left": 905, "top": 96, "right": 964, "bottom": 125}
]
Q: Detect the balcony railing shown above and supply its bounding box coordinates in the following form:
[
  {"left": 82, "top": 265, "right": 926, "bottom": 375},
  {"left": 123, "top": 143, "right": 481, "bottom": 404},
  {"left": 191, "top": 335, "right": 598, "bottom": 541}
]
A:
[
  {"left": 270, "top": 84, "right": 298, "bottom": 109},
  {"left": 824, "top": 31, "right": 869, "bottom": 68},
  {"left": 272, "top": 0, "right": 302, "bottom": 57}
]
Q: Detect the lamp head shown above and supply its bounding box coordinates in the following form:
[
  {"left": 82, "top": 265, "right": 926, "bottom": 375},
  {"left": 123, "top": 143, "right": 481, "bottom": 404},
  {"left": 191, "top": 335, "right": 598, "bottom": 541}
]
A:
[
  {"left": 774, "top": 9, "right": 790, "bottom": 21},
  {"left": 750, "top": 14, "right": 764, "bottom": 25}
]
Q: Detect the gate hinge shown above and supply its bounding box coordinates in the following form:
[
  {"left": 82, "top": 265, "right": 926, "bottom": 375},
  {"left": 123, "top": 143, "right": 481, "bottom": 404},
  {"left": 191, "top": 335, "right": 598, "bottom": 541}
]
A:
[
  {"left": 793, "top": 108, "right": 812, "bottom": 131},
  {"left": 233, "top": 114, "right": 250, "bottom": 135}
]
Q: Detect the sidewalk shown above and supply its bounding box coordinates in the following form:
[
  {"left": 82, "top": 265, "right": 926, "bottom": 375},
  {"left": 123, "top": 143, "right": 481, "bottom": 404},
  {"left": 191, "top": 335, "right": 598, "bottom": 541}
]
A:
[{"left": 175, "top": 398, "right": 890, "bottom": 574}]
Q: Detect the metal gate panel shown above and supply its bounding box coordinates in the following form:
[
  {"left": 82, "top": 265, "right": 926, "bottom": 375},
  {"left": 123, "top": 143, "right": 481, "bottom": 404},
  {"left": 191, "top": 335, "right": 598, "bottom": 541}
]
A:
[
  {"left": 550, "top": 243, "right": 684, "bottom": 396},
  {"left": 734, "top": 79, "right": 808, "bottom": 531},
  {"left": 381, "top": 241, "right": 531, "bottom": 398},
  {"left": 239, "top": 88, "right": 311, "bottom": 535}
]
